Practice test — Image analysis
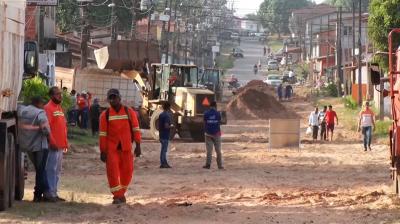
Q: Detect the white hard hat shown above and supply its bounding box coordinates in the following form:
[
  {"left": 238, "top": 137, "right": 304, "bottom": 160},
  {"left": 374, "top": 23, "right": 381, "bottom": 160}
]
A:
[{"left": 82, "top": 90, "right": 87, "bottom": 94}]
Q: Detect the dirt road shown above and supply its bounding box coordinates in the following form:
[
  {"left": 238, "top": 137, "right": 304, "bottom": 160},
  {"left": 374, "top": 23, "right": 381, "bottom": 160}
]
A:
[{"left": 1, "top": 94, "right": 399, "bottom": 223}]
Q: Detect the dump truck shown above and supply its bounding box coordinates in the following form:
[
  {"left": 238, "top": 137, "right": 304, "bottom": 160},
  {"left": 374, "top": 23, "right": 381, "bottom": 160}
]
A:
[
  {"left": 385, "top": 29, "right": 400, "bottom": 195},
  {"left": 0, "top": 0, "right": 37, "bottom": 210}
]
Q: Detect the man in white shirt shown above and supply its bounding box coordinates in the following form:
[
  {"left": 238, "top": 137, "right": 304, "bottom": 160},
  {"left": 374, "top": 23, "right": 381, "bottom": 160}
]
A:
[{"left": 309, "top": 107, "right": 319, "bottom": 141}]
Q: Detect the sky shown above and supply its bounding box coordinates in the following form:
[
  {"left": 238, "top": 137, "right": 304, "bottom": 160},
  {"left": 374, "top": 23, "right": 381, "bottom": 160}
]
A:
[{"left": 233, "top": 0, "right": 326, "bottom": 16}]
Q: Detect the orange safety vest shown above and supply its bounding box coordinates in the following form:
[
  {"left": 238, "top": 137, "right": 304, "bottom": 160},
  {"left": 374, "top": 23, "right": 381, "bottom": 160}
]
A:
[{"left": 99, "top": 106, "right": 141, "bottom": 153}]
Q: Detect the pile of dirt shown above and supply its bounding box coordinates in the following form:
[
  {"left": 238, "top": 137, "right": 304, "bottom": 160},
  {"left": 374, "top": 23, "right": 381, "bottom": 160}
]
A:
[{"left": 227, "top": 81, "right": 299, "bottom": 120}]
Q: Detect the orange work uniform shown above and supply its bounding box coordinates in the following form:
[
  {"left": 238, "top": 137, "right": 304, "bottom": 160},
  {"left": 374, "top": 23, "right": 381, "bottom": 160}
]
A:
[
  {"left": 44, "top": 100, "right": 68, "bottom": 149},
  {"left": 99, "top": 106, "right": 141, "bottom": 198}
]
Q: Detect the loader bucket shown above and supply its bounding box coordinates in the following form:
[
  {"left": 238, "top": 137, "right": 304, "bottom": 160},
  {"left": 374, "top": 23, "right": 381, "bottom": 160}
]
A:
[{"left": 94, "top": 40, "right": 160, "bottom": 70}]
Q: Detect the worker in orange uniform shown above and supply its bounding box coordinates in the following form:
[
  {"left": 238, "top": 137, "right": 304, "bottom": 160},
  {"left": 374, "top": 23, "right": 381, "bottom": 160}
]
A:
[
  {"left": 44, "top": 86, "right": 68, "bottom": 202},
  {"left": 99, "top": 89, "right": 142, "bottom": 204}
]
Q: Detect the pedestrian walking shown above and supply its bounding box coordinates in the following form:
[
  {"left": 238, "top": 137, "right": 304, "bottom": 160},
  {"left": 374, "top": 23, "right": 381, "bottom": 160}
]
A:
[
  {"left": 90, "top": 98, "right": 101, "bottom": 136},
  {"left": 99, "top": 89, "right": 142, "bottom": 204},
  {"left": 253, "top": 64, "right": 258, "bottom": 74},
  {"left": 67, "top": 90, "right": 77, "bottom": 126},
  {"left": 318, "top": 106, "right": 327, "bottom": 141},
  {"left": 309, "top": 107, "right": 319, "bottom": 142},
  {"left": 77, "top": 91, "right": 89, "bottom": 129},
  {"left": 159, "top": 102, "right": 173, "bottom": 168},
  {"left": 203, "top": 101, "right": 223, "bottom": 170},
  {"left": 357, "top": 102, "right": 376, "bottom": 151},
  {"left": 18, "top": 96, "right": 52, "bottom": 202},
  {"left": 44, "top": 87, "right": 68, "bottom": 202},
  {"left": 285, "top": 84, "right": 293, "bottom": 100},
  {"left": 277, "top": 84, "right": 283, "bottom": 101},
  {"left": 324, "top": 105, "right": 338, "bottom": 141},
  {"left": 263, "top": 46, "right": 267, "bottom": 56}
]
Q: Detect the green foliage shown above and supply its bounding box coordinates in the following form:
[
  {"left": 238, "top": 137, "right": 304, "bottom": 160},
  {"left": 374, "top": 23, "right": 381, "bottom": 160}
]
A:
[
  {"left": 21, "top": 77, "right": 72, "bottom": 110},
  {"left": 56, "top": 0, "right": 80, "bottom": 33},
  {"left": 321, "top": 83, "right": 338, "bottom": 97},
  {"left": 325, "top": 0, "right": 369, "bottom": 11},
  {"left": 374, "top": 120, "right": 391, "bottom": 138},
  {"left": 343, "top": 96, "right": 358, "bottom": 110},
  {"left": 258, "top": 0, "right": 312, "bottom": 36},
  {"left": 21, "top": 76, "right": 50, "bottom": 104},
  {"left": 56, "top": 0, "right": 148, "bottom": 34},
  {"left": 368, "top": 0, "right": 400, "bottom": 70}
]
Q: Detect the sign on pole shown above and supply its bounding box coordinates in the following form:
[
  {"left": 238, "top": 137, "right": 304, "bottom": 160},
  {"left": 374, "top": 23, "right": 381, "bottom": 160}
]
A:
[{"left": 27, "top": 0, "right": 58, "bottom": 6}]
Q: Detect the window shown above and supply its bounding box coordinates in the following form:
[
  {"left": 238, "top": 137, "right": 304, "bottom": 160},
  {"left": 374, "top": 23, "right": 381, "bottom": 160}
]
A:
[{"left": 343, "top": 26, "right": 352, "bottom": 36}]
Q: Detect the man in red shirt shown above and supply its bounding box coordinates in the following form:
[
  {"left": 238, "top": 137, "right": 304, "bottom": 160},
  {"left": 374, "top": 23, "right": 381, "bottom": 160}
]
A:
[
  {"left": 44, "top": 87, "right": 68, "bottom": 202},
  {"left": 99, "top": 89, "right": 142, "bottom": 204},
  {"left": 324, "top": 105, "right": 338, "bottom": 141}
]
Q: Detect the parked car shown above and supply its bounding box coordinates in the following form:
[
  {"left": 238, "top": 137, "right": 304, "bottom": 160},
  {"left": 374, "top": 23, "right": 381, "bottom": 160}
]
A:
[
  {"left": 231, "top": 33, "right": 240, "bottom": 41},
  {"left": 258, "top": 33, "right": 267, "bottom": 42},
  {"left": 264, "top": 74, "right": 282, "bottom": 86},
  {"left": 231, "top": 48, "right": 244, "bottom": 58},
  {"left": 267, "top": 60, "right": 279, "bottom": 71}
]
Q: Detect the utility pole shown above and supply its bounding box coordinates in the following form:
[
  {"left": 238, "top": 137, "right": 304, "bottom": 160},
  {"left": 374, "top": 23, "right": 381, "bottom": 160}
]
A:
[
  {"left": 161, "top": 0, "right": 168, "bottom": 63},
  {"left": 130, "top": 0, "right": 138, "bottom": 39},
  {"left": 110, "top": 0, "right": 117, "bottom": 42},
  {"left": 80, "top": 3, "right": 90, "bottom": 68},
  {"left": 352, "top": 0, "right": 356, "bottom": 83},
  {"left": 38, "top": 6, "right": 45, "bottom": 54},
  {"left": 357, "top": 0, "right": 362, "bottom": 106},
  {"left": 166, "top": 0, "right": 172, "bottom": 64},
  {"left": 171, "top": 0, "right": 178, "bottom": 63},
  {"left": 336, "top": 7, "right": 343, "bottom": 96},
  {"left": 146, "top": 1, "right": 154, "bottom": 59}
]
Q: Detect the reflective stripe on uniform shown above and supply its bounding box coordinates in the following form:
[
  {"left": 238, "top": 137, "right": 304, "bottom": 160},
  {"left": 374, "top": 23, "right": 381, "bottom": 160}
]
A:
[
  {"left": 121, "top": 185, "right": 128, "bottom": 189},
  {"left": 132, "top": 127, "right": 140, "bottom": 132},
  {"left": 108, "top": 115, "right": 129, "bottom": 121},
  {"left": 99, "top": 131, "right": 107, "bottom": 137},
  {"left": 53, "top": 111, "right": 64, "bottom": 117},
  {"left": 110, "top": 185, "right": 122, "bottom": 192}
]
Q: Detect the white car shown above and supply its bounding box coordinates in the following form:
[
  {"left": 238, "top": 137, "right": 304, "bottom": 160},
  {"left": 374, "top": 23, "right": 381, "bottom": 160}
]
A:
[
  {"left": 231, "top": 33, "right": 240, "bottom": 40},
  {"left": 267, "top": 60, "right": 279, "bottom": 71},
  {"left": 264, "top": 74, "right": 282, "bottom": 86}
]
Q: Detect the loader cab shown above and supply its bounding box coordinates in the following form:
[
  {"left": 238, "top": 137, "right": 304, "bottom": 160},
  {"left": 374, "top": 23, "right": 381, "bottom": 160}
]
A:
[
  {"left": 199, "top": 68, "right": 223, "bottom": 101},
  {"left": 151, "top": 64, "right": 198, "bottom": 101}
]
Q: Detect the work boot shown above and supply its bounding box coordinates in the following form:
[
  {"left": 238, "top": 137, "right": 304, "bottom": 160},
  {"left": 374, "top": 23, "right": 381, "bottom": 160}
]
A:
[
  {"left": 160, "top": 164, "right": 172, "bottom": 169},
  {"left": 368, "top": 146, "right": 372, "bottom": 151},
  {"left": 56, "top": 196, "right": 66, "bottom": 202},
  {"left": 112, "top": 197, "right": 126, "bottom": 205},
  {"left": 33, "top": 195, "right": 42, "bottom": 203},
  {"left": 42, "top": 196, "right": 57, "bottom": 203},
  {"left": 218, "top": 166, "right": 224, "bottom": 170},
  {"left": 203, "top": 165, "right": 210, "bottom": 169}
]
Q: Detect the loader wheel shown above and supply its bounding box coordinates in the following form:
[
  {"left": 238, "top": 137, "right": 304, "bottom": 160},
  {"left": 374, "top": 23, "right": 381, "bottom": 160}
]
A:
[
  {"left": 0, "top": 133, "right": 10, "bottom": 211},
  {"left": 8, "top": 134, "right": 15, "bottom": 207},
  {"left": 150, "top": 109, "right": 176, "bottom": 140},
  {"left": 190, "top": 131, "right": 205, "bottom": 142}
]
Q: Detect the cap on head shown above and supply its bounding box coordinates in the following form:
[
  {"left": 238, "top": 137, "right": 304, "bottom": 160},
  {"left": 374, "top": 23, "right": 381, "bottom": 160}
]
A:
[
  {"left": 210, "top": 101, "right": 217, "bottom": 108},
  {"left": 107, "top": 88, "right": 120, "bottom": 98}
]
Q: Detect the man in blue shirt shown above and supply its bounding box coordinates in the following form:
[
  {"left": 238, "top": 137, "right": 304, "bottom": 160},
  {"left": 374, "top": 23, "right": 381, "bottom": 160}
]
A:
[
  {"left": 159, "top": 102, "right": 173, "bottom": 168},
  {"left": 203, "top": 101, "right": 223, "bottom": 169}
]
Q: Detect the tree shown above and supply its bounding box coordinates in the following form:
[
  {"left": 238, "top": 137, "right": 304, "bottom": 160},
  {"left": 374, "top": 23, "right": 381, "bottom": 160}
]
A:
[
  {"left": 324, "top": 0, "right": 370, "bottom": 11},
  {"left": 258, "top": 0, "right": 312, "bottom": 38},
  {"left": 368, "top": 0, "right": 400, "bottom": 70}
]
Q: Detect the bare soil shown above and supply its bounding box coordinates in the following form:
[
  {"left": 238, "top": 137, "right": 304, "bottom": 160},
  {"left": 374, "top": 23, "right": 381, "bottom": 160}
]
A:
[{"left": 1, "top": 88, "right": 399, "bottom": 223}]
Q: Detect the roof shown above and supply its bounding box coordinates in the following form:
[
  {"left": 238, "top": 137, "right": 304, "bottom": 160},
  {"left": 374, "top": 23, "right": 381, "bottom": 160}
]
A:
[{"left": 292, "top": 4, "right": 336, "bottom": 19}]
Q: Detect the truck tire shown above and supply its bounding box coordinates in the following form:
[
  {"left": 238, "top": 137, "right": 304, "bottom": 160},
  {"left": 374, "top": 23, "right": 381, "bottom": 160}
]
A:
[
  {"left": 8, "top": 134, "right": 15, "bottom": 207},
  {"left": 150, "top": 109, "right": 175, "bottom": 140},
  {"left": 14, "top": 146, "right": 25, "bottom": 201},
  {"left": 0, "top": 132, "right": 10, "bottom": 211}
]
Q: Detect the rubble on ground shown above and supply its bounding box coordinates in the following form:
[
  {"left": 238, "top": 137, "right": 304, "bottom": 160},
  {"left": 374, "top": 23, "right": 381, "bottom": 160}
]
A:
[{"left": 227, "top": 80, "right": 299, "bottom": 120}]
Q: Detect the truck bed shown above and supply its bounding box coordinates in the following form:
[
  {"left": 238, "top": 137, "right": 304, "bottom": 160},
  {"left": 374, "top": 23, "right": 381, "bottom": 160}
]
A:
[
  {"left": 0, "top": 1, "right": 25, "bottom": 117},
  {"left": 71, "top": 68, "right": 143, "bottom": 108}
]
